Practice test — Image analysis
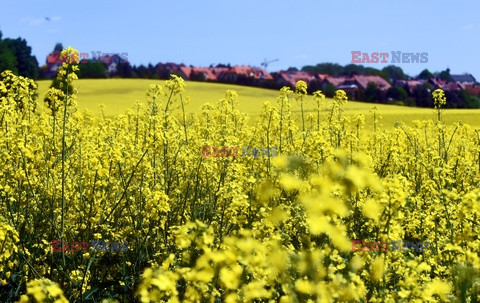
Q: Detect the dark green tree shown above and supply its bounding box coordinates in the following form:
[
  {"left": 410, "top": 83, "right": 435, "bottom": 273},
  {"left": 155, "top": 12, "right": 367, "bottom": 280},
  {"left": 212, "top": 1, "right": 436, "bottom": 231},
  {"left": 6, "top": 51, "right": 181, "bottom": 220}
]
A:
[
  {"left": 135, "top": 65, "right": 149, "bottom": 78},
  {"left": 412, "top": 85, "right": 432, "bottom": 107},
  {"left": 53, "top": 43, "right": 64, "bottom": 52},
  {"left": 382, "top": 65, "right": 406, "bottom": 80},
  {"left": 465, "top": 95, "right": 480, "bottom": 108},
  {"left": 301, "top": 63, "right": 343, "bottom": 75},
  {"left": 0, "top": 42, "right": 18, "bottom": 74},
  {"left": 324, "top": 83, "right": 336, "bottom": 98},
  {"left": 77, "top": 61, "right": 106, "bottom": 78},
  {"left": 386, "top": 86, "right": 407, "bottom": 101},
  {"left": 117, "top": 62, "right": 133, "bottom": 78},
  {"left": 418, "top": 69, "right": 433, "bottom": 80},
  {"left": 342, "top": 64, "right": 365, "bottom": 76},
  {"left": 439, "top": 68, "right": 452, "bottom": 82},
  {"left": 1, "top": 34, "right": 38, "bottom": 78},
  {"left": 316, "top": 63, "right": 343, "bottom": 75},
  {"left": 445, "top": 90, "right": 465, "bottom": 108},
  {"left": 190, "top": 71, "right": 206, "bottom": 81},
  {"left": 364, "top": 82, "right": 383, "bottom": 103},
  {"left": 365, "top": 67, "right": 390, "bottom": 81},
  {"left": 301, "top": 65, "right": 316, "bottom": 73}
]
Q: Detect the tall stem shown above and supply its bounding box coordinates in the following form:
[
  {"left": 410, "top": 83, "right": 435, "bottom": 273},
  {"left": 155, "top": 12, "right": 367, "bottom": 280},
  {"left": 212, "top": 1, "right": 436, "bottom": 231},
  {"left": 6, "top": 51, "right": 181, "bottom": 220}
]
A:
[{"left": 61, "top": 82, "right": 68, "bottom": 267}]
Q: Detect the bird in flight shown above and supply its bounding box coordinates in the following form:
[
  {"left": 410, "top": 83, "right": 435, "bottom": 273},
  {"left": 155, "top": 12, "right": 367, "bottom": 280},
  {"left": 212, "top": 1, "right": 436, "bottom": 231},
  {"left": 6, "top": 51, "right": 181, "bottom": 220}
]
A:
[{"left": 45, "top": 17, "right": 50, "bottom": 21}]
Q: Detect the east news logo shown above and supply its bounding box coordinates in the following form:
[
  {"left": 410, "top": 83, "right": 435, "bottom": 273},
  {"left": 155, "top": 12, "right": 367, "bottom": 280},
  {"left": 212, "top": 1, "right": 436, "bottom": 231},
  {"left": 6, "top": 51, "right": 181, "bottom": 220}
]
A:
[{"left": 351, "top": 51, "right": 428, "bottom": 64}]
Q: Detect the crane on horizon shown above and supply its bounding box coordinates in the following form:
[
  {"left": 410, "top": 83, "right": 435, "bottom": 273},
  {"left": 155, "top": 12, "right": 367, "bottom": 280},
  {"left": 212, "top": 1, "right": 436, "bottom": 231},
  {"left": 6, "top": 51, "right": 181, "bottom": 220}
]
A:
[{"left": 261, "top": 58, "right": 279, "bottom": 69}]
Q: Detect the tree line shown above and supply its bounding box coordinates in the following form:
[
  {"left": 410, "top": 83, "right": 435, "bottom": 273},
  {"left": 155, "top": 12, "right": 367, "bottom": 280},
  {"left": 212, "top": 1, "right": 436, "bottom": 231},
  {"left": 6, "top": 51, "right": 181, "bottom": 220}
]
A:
[{"left": 0, "top": 32, "right": 479, "bottom": 108}]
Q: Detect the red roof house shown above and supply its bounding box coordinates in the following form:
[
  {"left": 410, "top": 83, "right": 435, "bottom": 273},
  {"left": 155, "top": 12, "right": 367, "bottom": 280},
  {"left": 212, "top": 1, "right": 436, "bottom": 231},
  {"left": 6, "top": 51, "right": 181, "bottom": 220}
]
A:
[
  {"left": 277, "top": 71, "right": 316, "bottom": 87},
  {"left": 220, "top": 65, "right": 273, "bottom": 82}
]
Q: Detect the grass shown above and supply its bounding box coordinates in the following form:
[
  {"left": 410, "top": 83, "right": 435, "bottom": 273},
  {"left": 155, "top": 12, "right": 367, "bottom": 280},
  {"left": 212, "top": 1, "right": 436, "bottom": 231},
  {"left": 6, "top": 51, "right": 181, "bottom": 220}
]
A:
[{"left": 36, "top": 79, "right": 480, "bottom": 129}]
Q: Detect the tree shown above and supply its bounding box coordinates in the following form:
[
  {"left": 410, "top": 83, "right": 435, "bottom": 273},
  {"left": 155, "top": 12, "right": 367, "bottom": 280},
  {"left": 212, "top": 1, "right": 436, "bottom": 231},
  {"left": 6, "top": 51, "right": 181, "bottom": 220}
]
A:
[
  {"left": 439, "top": 68, "right": 452, "bottom": 82},
  {"left": 147, "top": 63, "right": 157, "bottom": 78},
  {"left": 287, "top": 67, "right": 298, "bottom": 72},
  {"left": 301, "top": 65, "right": 316, "bottom": 73},
  {"left": 444, "top": 90, "right": 465, "bottom": 108},
  {"left": 1, "top": 35, "right": 38, "bottom": 78},
  {"left": 465, "top": 95, "right": 480, "bottom": 108},
  {"left": 324, "top": 83, "right": 336, "bottom": 98},
  {"left": 315, "top": 63, "right": 343, "bottom": 75},
  {"left": 54, "top": 43, "right": 64, "bottom": 52},
  {"left": 365, "top": 67, "right": 390, "bottom": 81},
  {"left": 301, "top": 63, "right": 343, "bottom": 75},
  {"left": 364, "top": 82, "right": 383, "bottom": 103},
  {"left": 135, "top": 65, "right": 148, "bottom": 78},
  {"left": 386, "top": 86, "right": 407, "bottom": 101},
  {"left": 307, "top": 80, "right": 322, "bottom": 94},
  {"left": 0, "top": 42, "right": 18, "bottom": 74},
  {"left": 418, "top": 69, "right": 433, "bottom": 80},
  {"left": 157, "top": 66, "right": 171, "bottom": 79},
  {"left": 117, "top": 62, "right": 133, "bottom": 78},
  {"left": 382, "top": 65, "right": 406, "bottom": 81},
  {"left": 342, "top": 64, "right": 365, "bottom": 76},
  {"left": 412, "top": 84, "right": 432, "bottom": 107},
  {"left": 77, "top": 61, "right": 106, "bottom": 78},
  {"left": 190, "top": 71, "right": 206, "bottom": 81}
]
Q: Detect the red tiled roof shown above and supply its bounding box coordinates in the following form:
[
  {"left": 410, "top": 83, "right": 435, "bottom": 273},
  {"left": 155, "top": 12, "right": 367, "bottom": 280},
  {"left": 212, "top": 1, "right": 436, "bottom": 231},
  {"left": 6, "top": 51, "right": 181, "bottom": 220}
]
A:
[
  {"left": 191, "top": 67, "right": 217, "bottom": 81},
  {"left": 210, "top": 67, "right": 229, "bottom": 75},
  {"left": 156, "top": 62, "right": 184, "bottom": 72},
  {"left": 279, "top": 71, "right": 316, "bottom": 87},
  {"left": 446, "top": 82, "right": 462, "bottom": 90},
  {"left": 46, "top": 51, "right": 62, "bottom": 64},
  {"left": 226, "top": 65, "right": 273, "bottom": 80},
  {"left": 466, "top": 86, "right": 480, "bottom": 95},
  {"left": 396, "top": 79, "right": 424, "bottom": 93},
  {"left": 317, "top": 74, "right": 328, "bottom": 82},
  {"left": 405, "top": 80, "right": 424, "bottom": 87},
  {"left": 324, "top": 75, "right": 347, "bottom": 87},
  {"left": 429, "top": 78, "right": 447, "bottom": 88},
  {"left": 352, "top": 75, "right": 391, "bottom": 91},
  {"left": 178, "top": 66, "right": 192, "bottom": 78}
]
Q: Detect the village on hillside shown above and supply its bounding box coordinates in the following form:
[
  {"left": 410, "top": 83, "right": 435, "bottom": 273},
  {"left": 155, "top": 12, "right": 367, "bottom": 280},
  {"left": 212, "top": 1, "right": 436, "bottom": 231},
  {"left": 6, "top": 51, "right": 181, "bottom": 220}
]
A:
[{"left": 43, "top": 51, "right": 480, "bottom": 107}]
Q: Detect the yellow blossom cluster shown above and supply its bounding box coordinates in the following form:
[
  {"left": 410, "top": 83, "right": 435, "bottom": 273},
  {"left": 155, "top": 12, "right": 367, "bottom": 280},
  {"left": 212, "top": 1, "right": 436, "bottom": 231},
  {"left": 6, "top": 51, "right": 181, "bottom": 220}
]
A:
[{"left": 0, "top": 47, "right": 479, "bottom": 302}]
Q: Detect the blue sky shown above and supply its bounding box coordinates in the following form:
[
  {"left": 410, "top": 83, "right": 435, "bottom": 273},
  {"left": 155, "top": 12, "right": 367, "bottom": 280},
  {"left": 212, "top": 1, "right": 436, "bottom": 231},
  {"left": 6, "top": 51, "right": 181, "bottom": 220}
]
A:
[{"left": 1, "top": 0, "right": 479, "bottom": 79}]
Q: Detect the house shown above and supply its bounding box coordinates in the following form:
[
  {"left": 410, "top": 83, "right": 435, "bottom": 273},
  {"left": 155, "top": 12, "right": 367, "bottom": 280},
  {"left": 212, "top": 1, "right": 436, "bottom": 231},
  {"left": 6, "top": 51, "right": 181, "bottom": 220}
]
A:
[
  {"left": 395, "top": 79, "right": 425, "bottom": 94},
  {"left": 428, "top": 78, "right": 448, "bottom": 90},
  {"left": 210, "top": 67, "right": 229, "bottom": 77},
  {"left": 322, "top": 75, "right": 348, "bottom": 88},
  {"left": 45, "top": 51, "right": 62, "bottom": 78},
  {"left": 317, "top": 74, "right": 328, "bottom": 82},
  {"left": 98, "top": 54, "right": 128, "bottom": 75},
  {"left": 318, "top": 74, "right": 391, "bottom": 99},
  {"left": 177, "top": 66, "right": 217, "bottom": 81},
  {"left": 192, "top": 67, "right": 217, "bottom": 81},
  {"left": 156, "top": 62, "right": 186, "bottom": 78},
  {"left": 219, "top": 65, "right": 273, "bottom": 82},
  {"left": 350, "top": 75, "right": 391, "bottom": 91},
  {"left": 336, "top": 83, "right": 359, "bottom": 99},
  {"left": 450, "top": 74, "right": 477, "bottom": 85},
  {"left": 465, "top": 85, "right": 480, "bottom": 96},
  {"left": 276, "top": 71, "right": 316, "bottom": 87},
  {"left": 177, "top": 66, "right": 192, "bottom": 79}
]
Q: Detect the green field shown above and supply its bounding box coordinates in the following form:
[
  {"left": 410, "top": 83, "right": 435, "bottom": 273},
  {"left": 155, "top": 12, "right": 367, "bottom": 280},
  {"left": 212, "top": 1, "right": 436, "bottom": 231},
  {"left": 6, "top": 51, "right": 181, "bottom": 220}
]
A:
[{"left": 36, "top": 79, "right": 480, "bottom": 128}]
